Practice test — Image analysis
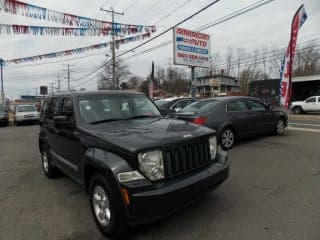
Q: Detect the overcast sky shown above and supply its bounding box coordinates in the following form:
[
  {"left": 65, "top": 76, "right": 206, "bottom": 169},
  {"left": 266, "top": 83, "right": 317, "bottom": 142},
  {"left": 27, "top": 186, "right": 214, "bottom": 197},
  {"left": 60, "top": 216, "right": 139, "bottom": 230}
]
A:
[{"left": 0, "top": 0, "right": 319, "bottom": 99}]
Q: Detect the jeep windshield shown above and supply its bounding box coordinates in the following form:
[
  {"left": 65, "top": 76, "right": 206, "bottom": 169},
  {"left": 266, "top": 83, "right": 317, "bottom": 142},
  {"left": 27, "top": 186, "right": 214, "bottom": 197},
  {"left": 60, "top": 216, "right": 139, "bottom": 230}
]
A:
[{"left": 78, "top": 94, "right": 161, "bottom": 124}]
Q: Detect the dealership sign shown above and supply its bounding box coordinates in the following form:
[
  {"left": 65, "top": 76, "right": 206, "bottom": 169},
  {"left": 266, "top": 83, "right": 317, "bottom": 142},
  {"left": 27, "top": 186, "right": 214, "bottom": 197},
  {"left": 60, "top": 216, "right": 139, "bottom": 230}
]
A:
[{"left": 173, "top": 28, "right": 211, "bottom": 68}]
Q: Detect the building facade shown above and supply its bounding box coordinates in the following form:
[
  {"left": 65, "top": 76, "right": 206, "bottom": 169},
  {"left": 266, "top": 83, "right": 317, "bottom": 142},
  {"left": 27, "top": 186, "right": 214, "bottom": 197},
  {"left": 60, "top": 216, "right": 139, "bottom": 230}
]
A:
[{"left": 195, "top": 74, "right": 239, "bottom": 97}]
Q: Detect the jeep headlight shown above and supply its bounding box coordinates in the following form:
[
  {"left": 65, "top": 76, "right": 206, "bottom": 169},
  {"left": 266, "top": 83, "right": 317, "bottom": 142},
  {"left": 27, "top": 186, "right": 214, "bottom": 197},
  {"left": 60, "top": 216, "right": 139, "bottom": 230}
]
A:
[
  {"left": 138, "top": 150, "right": 164, "bottom": 181},
  {"left": 209, "top": 136, "right": 217, "bottom": 159}
]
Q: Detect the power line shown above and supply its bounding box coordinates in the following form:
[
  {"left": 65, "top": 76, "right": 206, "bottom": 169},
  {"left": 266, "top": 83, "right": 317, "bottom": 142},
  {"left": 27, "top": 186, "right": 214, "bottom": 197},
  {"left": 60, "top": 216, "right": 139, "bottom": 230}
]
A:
[
  {"left": 117, "top": 0, "right": 221, "bottom": 59},
  {"left": 152, "top": 0, "right": 193, "bottom": 26},
  {"left": 197, "top": 0, "right": 275, "bottom": 31},
  {"left": 123, "top": 0, "right": 140, "bottom": 12}
]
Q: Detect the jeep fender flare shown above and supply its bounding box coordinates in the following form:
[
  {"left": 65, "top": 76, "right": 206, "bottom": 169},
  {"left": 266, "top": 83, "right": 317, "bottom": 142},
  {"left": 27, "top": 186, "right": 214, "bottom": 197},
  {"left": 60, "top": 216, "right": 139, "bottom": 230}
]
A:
[{"left": 81, "top": 148, "right": 134, "bottom": 216}]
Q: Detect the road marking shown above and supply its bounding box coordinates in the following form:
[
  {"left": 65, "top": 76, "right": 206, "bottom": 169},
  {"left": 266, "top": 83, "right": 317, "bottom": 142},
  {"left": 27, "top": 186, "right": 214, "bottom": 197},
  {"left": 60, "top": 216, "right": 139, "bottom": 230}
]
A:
[
  {"left": 288, "top": 126, "right": 320, "bottom": 133},
  {"left": 289, "top": 122, "right": 320, "bottom": 127}
]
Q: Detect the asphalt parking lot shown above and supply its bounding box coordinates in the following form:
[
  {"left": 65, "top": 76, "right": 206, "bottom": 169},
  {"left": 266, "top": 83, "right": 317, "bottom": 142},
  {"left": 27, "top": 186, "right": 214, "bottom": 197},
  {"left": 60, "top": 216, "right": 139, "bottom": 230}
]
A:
[{"left": 0, "top": 119, "right": 319, "bottom": 240}]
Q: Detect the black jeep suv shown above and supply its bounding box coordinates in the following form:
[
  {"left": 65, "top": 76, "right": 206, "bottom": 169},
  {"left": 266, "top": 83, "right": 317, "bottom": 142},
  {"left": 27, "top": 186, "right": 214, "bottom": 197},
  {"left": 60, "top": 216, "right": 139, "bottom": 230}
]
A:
[{"left": 39, "top": 91, "right": 229, "bottom": 238}]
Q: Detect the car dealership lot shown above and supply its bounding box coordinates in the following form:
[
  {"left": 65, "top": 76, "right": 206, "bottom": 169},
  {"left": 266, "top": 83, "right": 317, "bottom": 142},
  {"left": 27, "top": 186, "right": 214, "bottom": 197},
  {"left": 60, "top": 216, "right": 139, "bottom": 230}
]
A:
[{"left": 0, "top": 123, "right": 319, "bottom": 240}]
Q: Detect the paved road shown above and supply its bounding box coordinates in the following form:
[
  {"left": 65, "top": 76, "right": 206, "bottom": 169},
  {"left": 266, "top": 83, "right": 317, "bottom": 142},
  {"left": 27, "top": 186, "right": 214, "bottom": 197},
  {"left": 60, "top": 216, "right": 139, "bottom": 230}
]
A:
[
  {"left": 288, "top": 114, "right": 320, "bottom": 131},
  {"left": 0, "top": 125, "right": 319, "bottom": 240}
]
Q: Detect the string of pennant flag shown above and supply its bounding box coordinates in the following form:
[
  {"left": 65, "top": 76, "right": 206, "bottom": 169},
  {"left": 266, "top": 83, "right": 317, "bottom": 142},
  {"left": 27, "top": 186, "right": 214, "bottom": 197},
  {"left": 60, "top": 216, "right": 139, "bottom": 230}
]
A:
[
  {"left": 0, "top": 0, "right": 156, "bottom": 30},
  {"left": 0, "top": 24, "right": 156, "bottom": 37},
  {"left": 3, "top": 32, "right": 152, "bottom": 65}
]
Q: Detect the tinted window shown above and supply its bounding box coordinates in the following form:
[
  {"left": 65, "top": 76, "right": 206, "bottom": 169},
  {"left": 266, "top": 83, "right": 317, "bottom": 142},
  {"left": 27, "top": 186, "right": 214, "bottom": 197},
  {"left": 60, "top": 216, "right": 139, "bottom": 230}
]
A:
[
  {"left": 47, "top": 98, "right": 60, "bottom": 119},
  {"left": 41, "top": 99, "right": 50, "bottom": 114},
  {"left": 61, "top": 98, "right": 73, "bottom": 115},
  {"left": 0, "top": 105, "right": 6, "bottom": 113},
  {"left": 174, "top": 100, "right": 194, "bottom": 109},
  {"left": 306, "top": 97, "right": 316, "bottom": 103},
  {"left": 246, "top": 100, "right": 266, "bottom": 111},
  {"left": 227, "top": 101, "right": 248, "bottom": 112},
  {"left": 181, "top": 100, "right": 219, "bottom": 114}
]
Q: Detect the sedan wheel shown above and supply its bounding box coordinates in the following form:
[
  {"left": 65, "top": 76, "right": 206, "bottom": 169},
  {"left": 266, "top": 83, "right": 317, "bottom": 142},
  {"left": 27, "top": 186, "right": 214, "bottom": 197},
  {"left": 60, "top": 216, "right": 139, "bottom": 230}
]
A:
[
  {"left": 220, "top": 128, "right": 235, "bottom": 150},
  {"left": 275, "top": 118, "right": 285, "bottom": 135}
]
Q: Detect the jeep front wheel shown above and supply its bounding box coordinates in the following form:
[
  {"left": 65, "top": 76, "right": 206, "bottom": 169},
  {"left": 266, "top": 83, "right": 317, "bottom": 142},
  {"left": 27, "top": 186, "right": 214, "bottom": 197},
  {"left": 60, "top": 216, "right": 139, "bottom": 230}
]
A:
[
  {"left": 41, "top": 144, "right": 59, "bottom": 178},
  {"left": 89, "top": 174, "right": 127, "bottom": 239}
]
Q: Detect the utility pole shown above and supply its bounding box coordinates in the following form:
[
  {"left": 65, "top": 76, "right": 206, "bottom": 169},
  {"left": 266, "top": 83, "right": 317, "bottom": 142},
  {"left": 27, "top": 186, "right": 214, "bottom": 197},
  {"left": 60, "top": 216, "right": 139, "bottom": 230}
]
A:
[
  {"left": 0, "top": 58, "right": 4, "bottom": 104},
  {"left": 62, "top": 64, "right": 75, "bottom": 91},
  {"left": 100, "top": 7, "right": 124, "bottom": 90},
  {"left": 49, "top": 83, "right": 55, "bottom": 95},
  {"left": 56, "top": 74, "right": 61, "bottom": 93}
]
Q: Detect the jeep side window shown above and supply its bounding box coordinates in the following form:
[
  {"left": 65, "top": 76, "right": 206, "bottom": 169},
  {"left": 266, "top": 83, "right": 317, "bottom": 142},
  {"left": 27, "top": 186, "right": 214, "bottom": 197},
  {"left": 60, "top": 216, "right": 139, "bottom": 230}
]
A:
[
  {"left": 41, "top": 99, "right": 50, "bottom": 115},
  {"left": 47, "top": 98, "right": 60, "bottom": 120},
  {"left": 61, "top": 98, "right": 73, "bottom": 117}
]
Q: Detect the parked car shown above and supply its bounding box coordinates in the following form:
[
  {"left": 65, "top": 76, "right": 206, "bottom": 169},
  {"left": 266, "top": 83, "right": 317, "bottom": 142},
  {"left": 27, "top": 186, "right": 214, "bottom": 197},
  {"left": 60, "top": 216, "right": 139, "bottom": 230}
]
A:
[
  {"left": 170, "top": 96, "right": 288, "bottom": 150},
  {"left": 0, "top": 105, "right": 9, "bottom": 127},
  {"left": 14, "top": 104, "right": 40, "bottom": 125},
  {"left": 155, "top": 97, "right": 198, "bottom": 115},
  {"left": 290, "top": 96, "right": 320, "bottom": 114},
  {"left": 38, "top": 91, "right": 229, "bottom": 238}
]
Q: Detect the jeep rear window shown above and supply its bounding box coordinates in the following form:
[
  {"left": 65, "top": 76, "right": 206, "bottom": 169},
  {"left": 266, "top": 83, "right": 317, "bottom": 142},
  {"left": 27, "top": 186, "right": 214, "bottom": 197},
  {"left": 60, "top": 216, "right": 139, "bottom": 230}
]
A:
[{"left": 78, "top": 94, "right": 161, "bottom": 123}]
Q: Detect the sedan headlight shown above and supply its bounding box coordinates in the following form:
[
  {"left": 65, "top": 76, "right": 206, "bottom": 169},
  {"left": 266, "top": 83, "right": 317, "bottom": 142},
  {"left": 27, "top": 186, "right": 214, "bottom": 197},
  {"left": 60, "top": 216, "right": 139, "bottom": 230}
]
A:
[
  {"left": 209, "top": 136, "right": 217, "bottom": 160},
  {"left": 138, "top": 150, "right": 164, "bottom": 181}
]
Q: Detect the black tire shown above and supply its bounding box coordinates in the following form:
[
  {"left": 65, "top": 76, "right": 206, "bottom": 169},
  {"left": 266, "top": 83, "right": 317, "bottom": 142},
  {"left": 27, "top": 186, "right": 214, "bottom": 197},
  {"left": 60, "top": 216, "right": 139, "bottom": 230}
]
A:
[
  {"left": 219, "top": 127, "right": 235, "bottom": 150},
  {"left": 15, "top": 120, "right": 19, "bottom": 126},
  {"left": 89, "top": 174, "right": 127, "bottom": 239},
  {"left": 274, "top": 118, "right": 286, "bottom": 135},
  {"left": 293, "top": 106, "right": 303, "bottom": 114},
  {"left": 41, "top": 144, "right": 59, "bottom": 178}
]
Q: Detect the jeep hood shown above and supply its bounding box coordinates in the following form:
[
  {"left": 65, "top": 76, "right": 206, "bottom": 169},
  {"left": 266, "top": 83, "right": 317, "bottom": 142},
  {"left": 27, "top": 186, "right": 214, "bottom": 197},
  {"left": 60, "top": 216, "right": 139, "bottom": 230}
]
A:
[{"left": 86, "top": 118, "right": 215, "bottom": 153}]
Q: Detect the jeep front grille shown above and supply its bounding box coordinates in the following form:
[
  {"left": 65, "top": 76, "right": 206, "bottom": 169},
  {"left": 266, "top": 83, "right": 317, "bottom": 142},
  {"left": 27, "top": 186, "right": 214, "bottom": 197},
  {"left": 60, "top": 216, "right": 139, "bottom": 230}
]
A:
[{"left": 163, "top": 140, "right": 212, "bottom": 178}]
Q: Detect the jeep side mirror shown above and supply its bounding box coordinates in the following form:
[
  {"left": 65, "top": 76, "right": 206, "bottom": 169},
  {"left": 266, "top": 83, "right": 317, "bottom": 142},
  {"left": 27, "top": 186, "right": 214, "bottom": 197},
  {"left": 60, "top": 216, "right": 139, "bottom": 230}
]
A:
[{"left": 53, "top": 115, "right": 70, "bottom": 129}]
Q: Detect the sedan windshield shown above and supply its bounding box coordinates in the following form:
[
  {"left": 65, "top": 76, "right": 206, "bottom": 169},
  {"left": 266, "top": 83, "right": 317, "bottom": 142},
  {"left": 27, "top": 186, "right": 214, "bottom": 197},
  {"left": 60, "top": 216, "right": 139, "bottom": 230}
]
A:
[
  {"left": 79, "top": 94, "right": 161, "bottom": 124},
  {"left": 155, "top": 100, "right": 169, "bottom": 107},
  {"left": 16, "top": 105, "right": 37, "bottom": 112},
  {"left": 181, "top": 100, "right": 220, "bottom": 114}
]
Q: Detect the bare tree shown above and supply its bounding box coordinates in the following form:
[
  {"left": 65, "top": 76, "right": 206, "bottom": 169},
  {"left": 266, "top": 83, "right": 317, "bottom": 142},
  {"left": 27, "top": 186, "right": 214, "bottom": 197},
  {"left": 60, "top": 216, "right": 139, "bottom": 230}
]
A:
[
  {"left": 235, "top": 48, "right": 246, "bottom": 78},
  {"left": 293, "top": 41, "right": 320, "bottom": 76},
  {"left": 225, "top": 47, "right": 235, "bottom": 76},
  {"left": 98, "top": 58, "right": 131, "bottom": 90}
]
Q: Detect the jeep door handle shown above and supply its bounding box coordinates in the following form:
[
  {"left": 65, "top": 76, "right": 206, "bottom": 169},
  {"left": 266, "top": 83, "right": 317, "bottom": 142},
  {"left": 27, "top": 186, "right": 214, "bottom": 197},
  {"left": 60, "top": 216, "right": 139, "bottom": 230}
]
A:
[{"left": 230, "top": 116, "right": 237, "bottom": 120}]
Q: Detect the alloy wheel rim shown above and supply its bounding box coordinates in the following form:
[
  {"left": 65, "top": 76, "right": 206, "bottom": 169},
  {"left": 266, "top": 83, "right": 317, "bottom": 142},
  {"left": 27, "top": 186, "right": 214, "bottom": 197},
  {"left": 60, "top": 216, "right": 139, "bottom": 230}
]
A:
[
  {"left": 92, "top": 185, "right": 111, "bottom": 227},
  {"left": 42, "top": 152, "right": 49, "bottom": 173},
  {"left": 222, "top": 130, "right": 234, "bottom": 148},
  {"left": 277, "top": 120, "right": 285, "bottom": 134}
]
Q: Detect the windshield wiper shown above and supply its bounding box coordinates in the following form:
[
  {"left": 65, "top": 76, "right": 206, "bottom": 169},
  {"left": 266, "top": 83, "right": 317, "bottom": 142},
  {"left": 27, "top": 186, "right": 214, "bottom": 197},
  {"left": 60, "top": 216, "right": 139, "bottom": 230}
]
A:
[
  {"left": 129, "top": 115, "right": 161, "bottom": 119},
  {"left": 89, "top": 118, "right": 127, "bottom": 125}
]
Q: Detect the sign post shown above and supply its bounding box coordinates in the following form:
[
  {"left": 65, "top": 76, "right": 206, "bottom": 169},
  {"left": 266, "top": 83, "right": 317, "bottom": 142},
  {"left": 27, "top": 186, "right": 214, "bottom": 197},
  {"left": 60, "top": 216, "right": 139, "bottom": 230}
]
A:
[
  {"left": 0, "top": 58, "right": 4, "bottom": 104},
  {"left": 173, "top": 28, "right": 211, "bottom": 97}
]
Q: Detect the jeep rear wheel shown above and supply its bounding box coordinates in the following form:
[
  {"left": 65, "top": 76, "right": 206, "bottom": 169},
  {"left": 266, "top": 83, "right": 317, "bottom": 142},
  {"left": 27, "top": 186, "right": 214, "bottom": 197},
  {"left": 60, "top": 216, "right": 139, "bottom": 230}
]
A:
[
  {"left": 89, "top": 174, "right": 127, "bottom": 239},
  {"left": 293, "top": 106, "right": 303, "bottom": 114}
]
